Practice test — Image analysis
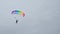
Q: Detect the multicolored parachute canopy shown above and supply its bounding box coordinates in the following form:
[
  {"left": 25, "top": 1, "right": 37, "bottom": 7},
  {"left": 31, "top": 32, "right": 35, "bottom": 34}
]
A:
[{"left": 11, "top": 10, "right": 25, "bottom": 17}]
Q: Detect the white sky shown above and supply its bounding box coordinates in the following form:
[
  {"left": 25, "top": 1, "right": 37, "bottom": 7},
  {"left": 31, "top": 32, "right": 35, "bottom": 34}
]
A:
[{"left": 0, "top": 0, "right": 60, "bottom": 34}]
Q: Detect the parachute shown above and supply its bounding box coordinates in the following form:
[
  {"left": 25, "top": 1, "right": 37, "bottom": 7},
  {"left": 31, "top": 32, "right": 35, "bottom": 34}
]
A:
[
  {"left": 11, "top": 10, "right": 25, "bottom": 17},
  {"left": 11, "top": 10, "right": 25, "bottom": 23}
]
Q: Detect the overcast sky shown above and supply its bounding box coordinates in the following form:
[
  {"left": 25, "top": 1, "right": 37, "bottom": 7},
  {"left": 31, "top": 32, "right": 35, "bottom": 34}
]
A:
[{"left": 0, "top": 0, "right": 60, "bottom": 34}]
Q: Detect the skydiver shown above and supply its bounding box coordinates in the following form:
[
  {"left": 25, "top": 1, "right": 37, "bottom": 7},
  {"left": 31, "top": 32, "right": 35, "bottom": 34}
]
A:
[{"left": 16, "top": 20, "right": 18, "bottom": 24}]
